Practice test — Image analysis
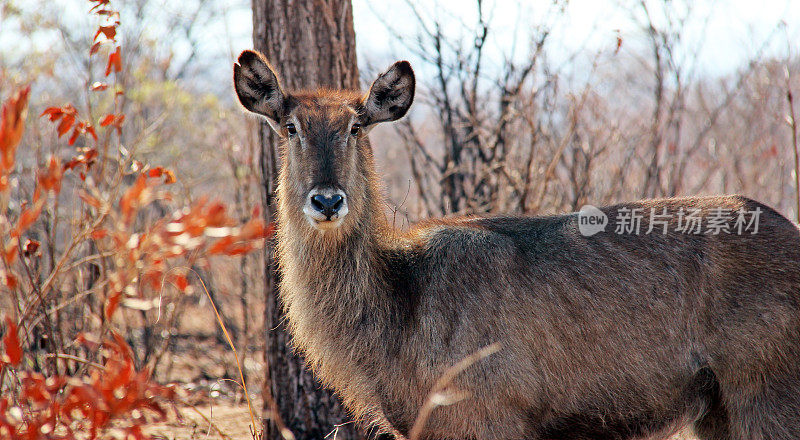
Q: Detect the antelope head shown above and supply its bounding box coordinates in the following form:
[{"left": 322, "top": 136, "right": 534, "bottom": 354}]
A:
[{"left": 233, "top": 50, "right": 415, "bottom": 233}]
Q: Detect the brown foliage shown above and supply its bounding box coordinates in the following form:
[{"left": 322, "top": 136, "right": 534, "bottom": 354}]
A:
[
  {"left": 0, "top": 1, "right": 270, "bottom": 439},
  {"left": 1, "top": 328, "right": 176, "bottom": 440}
]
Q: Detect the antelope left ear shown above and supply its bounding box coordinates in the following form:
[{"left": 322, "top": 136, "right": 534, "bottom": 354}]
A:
[
  {"left": 233, "top": 50, "right": 286, "bottom": 124},
  {"left": 363, "top": 61, "right": 415, "bottom": 126}
]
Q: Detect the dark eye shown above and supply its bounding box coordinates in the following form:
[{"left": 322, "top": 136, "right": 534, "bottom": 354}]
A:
[
  {"left": 350, "top": 124, "right": 361, "bottom": 136},
  {"left": 286, "top": 123, "right": 297, "bottom": 136}
]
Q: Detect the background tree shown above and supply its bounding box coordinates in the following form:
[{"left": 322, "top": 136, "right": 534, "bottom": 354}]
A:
[{"left": 250, "top": 1, "right": 361, "bottom": 439}]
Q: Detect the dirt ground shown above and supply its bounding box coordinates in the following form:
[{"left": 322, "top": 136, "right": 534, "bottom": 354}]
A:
[{"left": 145, "top": 402, "right": 260, "bottom": 440}]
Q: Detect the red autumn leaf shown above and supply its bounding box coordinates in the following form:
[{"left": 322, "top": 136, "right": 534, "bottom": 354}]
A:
[
  {"left": 171, "top": 274, "right": 189, "bottom": 292},
  {"left": 94, "top": 25, "right": 116, "bottom": 42},
  {"left": 99, "top": 113, "right": 125, "bottom": 134},
  {"left": 239, "top": 218, "right": 270, "bottom": 240},
  {"left": 124, "top": 426, "right": 148, "bottom": 440},
  {"left": 110, "top": 332, "right": 135, "bottom": 360},
  {"left": 79, "top": 190, "right": 102, "bottom": 208},
  {"left": 64, "top": 158, "right": 82, "bottom": 171},
  {"left": 204, "top": 202, "right": 230, "bottom": 227},
  {"left": 40, "top": 106, "right": 63, "bottom": 121},
  {"left": 114, "top": 114, "right": 125, "bottom": 133},
  {"left": 3, "top": 238, "right": 17, "bottom": 264},
  {"left": 84, "top": 147, "right": 99, "bottom": 162},
  {"left": 0, "top": 85, "right": 30, "bottom": 170},
  {"left": 13, "top": 198, "right": 44, "bottom": 237},
  {"left": 3, "top": 316, "right": 23, "bottom": 365},
  {"left": 147, "top": 166, "right": 164, "bottom": 178},
  {"left": 90, "top": 228, "right": 108, "bottom": 240},
  {"left": 38, "top": 156, "right": 63, "bottom": 193},
  {"left": 89, "top": 0, "right": 111, "bottom": 13},
  {"left": 2, "top": 272, "right": 18, "bottom": 290},
  {"left": 19, "top": 373, "right": 51, "bottom": 403},
  {"left": 105, "top": 292, "right": 122, "bottom": 319},
  {"left": 67, "top": 122, "right": 98, "bottom": 145},
  {"left": 100, "top": 114, "right": 115, "bottom": 126},
  {"left": 85, "top": 124, "right": 98, "bottom": 140},
  {"left": 23, "top": 239, "right": 40, "bottom": 257},
  {"left": 120, "top": 174, "right": 148, "bottom": 223},
  {"left": 223, "top": 243, "right": 256, "bottom": 256},
  {"left": 142, "top": 268, "right": 165, "bottom": 290},
  {"left": 146, "top": 166, "right": 177, "bottom": 184},
  {"left": 90, "top": 41, "right": 103, "bottom": 55},
  {"left": 105, "top": 46, "right": 122, "bottom": 76},
  {"left": 57, "top": 113, "right": 75, "bottom": 137},
  {"left": 42, "top": 104, "right": 80, "bottom": 141},
  {"left": 163, "top": 169, "right": 176, "bottom": 184},
  {"left": 108, "top": 356, "right": 134, "bottom": 391},
  {"left": 68, "top": 127, "right": 81, "bottom": 145},
  {"left": 207, "top": 236, "right": 234, "bottom": 255}
]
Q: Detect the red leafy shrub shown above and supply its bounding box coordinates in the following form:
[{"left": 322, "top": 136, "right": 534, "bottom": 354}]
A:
[
  {"left": 1, "top": 324, "right": 176, "bottom": 440},
  {"left": 0, "top": 0, "right": 271, "bottom": 438}
]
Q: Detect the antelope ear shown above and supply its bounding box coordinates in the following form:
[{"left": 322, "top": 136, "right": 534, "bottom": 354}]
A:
[
  {"left": 233, "top": 50, "right": 285, "bottom": 124},
  {"left": 363, "top": 61, "right": 415, "bottom": 126}
]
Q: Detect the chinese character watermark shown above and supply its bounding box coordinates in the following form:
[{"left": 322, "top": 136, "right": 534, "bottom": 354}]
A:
[
  {"left": 615, "top": 207, "right": 643, "bottom": 235},
  {"left": 647, "top": 207, "right": 671, "bottom": 235},
  {"left": 675, "top": 208, "right": 702, "bottom": 235},
  {"left": 577, "top": 205, "right": 762, "bottom": 237}
]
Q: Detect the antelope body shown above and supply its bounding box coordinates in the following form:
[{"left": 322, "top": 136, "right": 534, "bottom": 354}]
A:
[{"left": 233, "top": 50, "right": 800, "bottom": 440}]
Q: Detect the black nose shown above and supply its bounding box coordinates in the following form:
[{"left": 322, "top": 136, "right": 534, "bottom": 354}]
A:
[{"left": 310, "top": 194, "right": 344, "bottom": 219}]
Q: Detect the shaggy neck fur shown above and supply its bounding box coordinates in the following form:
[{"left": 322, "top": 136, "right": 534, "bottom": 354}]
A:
[{"left": 275, "top": 139, "right": 403, "bottom": 425}]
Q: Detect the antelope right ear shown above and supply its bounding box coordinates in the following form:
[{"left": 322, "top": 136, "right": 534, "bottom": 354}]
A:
[
  {"left": 233, "top": 50, "right": 285, "bottom": 125},
  {"left": 363, "top": 60, "right": 415, "bottom": 126}
]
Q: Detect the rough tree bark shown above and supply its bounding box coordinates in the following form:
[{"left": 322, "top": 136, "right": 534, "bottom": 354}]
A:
[{"left": 250, "top": 1, "right": 360, "bottom": 439}]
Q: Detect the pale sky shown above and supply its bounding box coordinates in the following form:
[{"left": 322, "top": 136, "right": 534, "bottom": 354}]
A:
[
  {"left": 1, "top": 0, "right": 797, "bottom": 91},
  {"left": 353, "top": 0, "right": 800, "bottom": 76}
]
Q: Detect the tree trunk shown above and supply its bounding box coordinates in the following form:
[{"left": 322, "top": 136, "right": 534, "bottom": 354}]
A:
[{"left": 251, "top": 1, "right": 360, "bottom": 439}]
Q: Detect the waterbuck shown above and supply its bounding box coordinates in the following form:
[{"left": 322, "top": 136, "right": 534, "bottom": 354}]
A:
[{"left": 233, "top": 49, "right": 800, "bottom": 440}]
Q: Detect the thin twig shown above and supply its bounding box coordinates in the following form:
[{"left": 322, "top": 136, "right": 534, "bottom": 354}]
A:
[
  {"left": 786, "top": 66, "right": 800, "bottom": 223},
  {"left": 408, "top": 343, "right": 501, "bottom": 440},
  {"left": 190, "top": 268, "right": 294, "bottom": 440},
  {"left": 176, "top": 398, "right": 234, "bottom": 440},
  {"left": 45, "top": 353, "right": 106, "bottom": 371}
]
